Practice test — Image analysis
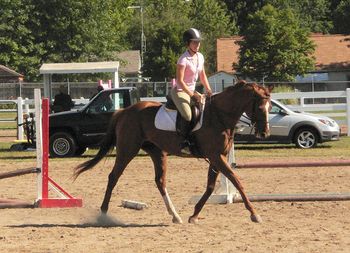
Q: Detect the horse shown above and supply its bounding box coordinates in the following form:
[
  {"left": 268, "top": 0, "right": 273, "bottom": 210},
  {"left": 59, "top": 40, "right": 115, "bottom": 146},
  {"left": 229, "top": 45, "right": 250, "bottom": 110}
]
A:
[{"left": 74, "top": 80, "right": 272, "bottom": 224}]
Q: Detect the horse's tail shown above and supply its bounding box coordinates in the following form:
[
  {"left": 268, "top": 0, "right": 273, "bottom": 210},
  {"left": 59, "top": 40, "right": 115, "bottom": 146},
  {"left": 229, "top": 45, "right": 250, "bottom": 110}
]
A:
[{"left": 73, "top": 109, "right": 123, "bottom": 179}]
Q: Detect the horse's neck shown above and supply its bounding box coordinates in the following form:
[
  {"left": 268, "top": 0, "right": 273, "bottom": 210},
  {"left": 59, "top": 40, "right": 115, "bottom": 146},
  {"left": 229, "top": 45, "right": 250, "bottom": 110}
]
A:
[{"left": 210, "top": 89, "right": 251, "bottom": 126}]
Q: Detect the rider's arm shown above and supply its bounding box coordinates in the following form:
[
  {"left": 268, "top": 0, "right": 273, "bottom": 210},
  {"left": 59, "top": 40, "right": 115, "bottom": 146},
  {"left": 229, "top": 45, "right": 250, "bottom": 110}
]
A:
[{"left": 199, "top": 68, "right": 212, "bottom": 96}]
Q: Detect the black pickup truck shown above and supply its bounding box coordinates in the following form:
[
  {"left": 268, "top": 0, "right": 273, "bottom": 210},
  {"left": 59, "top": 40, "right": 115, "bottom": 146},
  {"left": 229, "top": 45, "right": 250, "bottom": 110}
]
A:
[{"left": 49, "top": 87, "right": 140, "bottom": 158}]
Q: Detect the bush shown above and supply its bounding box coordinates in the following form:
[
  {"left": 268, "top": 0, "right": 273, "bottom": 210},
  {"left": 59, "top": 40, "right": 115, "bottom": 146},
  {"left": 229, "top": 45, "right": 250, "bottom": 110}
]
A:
[{"left": 272, "top": 85, "right": 298, "bottom": 105}]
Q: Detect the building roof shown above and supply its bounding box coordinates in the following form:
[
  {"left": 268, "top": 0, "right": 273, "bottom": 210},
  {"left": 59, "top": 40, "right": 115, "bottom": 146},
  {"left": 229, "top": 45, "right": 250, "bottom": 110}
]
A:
[
  {"left": 39, "top": 61, "right": 119, "bottom": 74},
  {"left": 312, "top": 34, "right": 350, "bottom": 70},
  {"left": 115, "top": 50, "right": 141, "bottom": 75},
  {"left": 0, "top": 65, "right": 24, "bottom": 82},
  {"left": 217, "top": 34, "right": 350, "bottom": 73}
]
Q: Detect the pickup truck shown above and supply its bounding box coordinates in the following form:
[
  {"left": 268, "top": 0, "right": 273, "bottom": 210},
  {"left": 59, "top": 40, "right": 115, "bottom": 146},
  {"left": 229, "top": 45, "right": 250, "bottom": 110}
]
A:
[{"left": 49, "top": 87, "right": 140, "bottom": 158}]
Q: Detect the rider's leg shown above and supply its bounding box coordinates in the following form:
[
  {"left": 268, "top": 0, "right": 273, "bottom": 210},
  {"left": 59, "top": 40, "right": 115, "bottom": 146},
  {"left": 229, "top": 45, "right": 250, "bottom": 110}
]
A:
[{"left": 170, "top": 89, "right": 193, "bottom": 153}]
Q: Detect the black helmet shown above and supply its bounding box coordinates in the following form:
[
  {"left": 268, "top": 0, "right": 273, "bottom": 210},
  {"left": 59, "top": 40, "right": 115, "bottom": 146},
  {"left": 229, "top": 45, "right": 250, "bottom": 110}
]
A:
[{"left": 183, "top": 28, "right": 202, "bottom": 45}]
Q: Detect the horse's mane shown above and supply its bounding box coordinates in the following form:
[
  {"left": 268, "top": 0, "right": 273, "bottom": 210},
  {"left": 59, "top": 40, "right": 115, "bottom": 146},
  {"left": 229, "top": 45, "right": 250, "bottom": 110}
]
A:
[
  {"left": 207, "top": 80, "right": 251, "bottom": 102},
  {"left": 208, "top": 80, "right": 270, "bottom": 103}
]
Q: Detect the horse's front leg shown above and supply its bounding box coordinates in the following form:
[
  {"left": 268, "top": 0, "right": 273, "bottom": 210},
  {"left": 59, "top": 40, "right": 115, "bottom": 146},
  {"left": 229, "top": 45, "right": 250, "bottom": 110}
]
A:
[
  {"left": 189, "top": 164, "right": 219, "bottom": 224},
  {"left": 146, "top": 146, "right": 183, "bottom": 224},
  {"left": 212, "top": 154, "right": 262, "bottom": 223}
]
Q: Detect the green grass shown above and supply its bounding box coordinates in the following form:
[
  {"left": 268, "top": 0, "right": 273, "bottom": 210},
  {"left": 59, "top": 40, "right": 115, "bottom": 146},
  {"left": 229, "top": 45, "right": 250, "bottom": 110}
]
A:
[
  {"left": 0, "top": 112, "right": 17, "bottom": 129},
  {"left": 0, "top": 122, "right": 17, "bottom": 129},
  {"left": 235, "top": 136, "right": 350, "bottom": 158}
]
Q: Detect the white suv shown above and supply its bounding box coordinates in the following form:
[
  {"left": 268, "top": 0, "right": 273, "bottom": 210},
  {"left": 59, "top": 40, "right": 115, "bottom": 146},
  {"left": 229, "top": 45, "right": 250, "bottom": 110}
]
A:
[{"left": 235, "top": 99, "right": 340, "bottom": 148}]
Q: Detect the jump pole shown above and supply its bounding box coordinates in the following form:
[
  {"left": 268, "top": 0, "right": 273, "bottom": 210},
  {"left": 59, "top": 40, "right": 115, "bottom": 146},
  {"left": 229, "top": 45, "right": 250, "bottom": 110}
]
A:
[
  {"left": 0, "top": 167, "right": 39, "bottom": 208},
  {"left": 34, "top": 89, "right": 82, "bottom": 208},
  {"left": 189, "top": 141, "right": 350, "bottom": 205}
]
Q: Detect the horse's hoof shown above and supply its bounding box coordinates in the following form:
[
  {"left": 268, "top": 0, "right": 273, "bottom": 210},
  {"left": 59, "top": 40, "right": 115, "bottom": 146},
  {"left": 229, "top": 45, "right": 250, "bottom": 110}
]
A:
[
  {"left": 172, "top": 216, "right": 183, "bottom": 224},
  {"left": 188, "top": 216, "right": 199, "bottom": 224},
  {"left": 251, "top": 214, "right": 263, "bottom": 223}
]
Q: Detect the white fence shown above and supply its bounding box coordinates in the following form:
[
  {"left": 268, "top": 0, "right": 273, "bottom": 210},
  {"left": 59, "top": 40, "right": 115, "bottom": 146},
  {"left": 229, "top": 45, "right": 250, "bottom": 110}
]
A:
[
  {"left": 271, "top": 89, "right": 350, "bottom": 136},
  {"left": 0, "top": 98, "right": 88, "bottom": 140},
  {"left": 1, "top": 88, "right": 349, "bottom": 139}
]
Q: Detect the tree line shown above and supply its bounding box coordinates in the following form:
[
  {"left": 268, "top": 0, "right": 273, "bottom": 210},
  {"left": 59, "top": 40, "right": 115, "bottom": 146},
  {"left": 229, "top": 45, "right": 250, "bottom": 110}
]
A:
[{"left": 1, "top": 0, "right": 349, "bottom": 82}]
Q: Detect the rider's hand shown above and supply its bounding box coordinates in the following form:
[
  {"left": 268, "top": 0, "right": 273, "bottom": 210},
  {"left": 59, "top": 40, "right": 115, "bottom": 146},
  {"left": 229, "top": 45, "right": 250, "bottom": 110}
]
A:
[
  {"left": 191, "top": 92, "right": 202, "bottom": 104},
  {"left": 206, "top": 89, "right": 213, "bottom": 97}
]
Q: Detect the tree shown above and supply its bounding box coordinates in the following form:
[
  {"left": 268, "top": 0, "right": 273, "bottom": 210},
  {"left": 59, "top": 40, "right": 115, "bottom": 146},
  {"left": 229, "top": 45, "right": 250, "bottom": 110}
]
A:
[
  {"left": 0, "top": 0, "right": 42, "bottom": 79},
  {"left": 140, "top": 0, "right": 235, "bottom": 81},
  {"left": 224, "top": 0, "right": 333, "bottom": 34},
  {"left": 29, "top": 0, "right": 132, "bottom": 62},
  {"left": 0, "top": 0, "right": 133, "bottom": 81},
  {"left": 235, "top": 4, "right": 315, "bottom": 82},
  {"left": 140, "top": 0, "right": 192, "bottom": 81},
  {"left": 270, "top": 0, "right": 333, "bottom": 33},
  {"left": 333, "top": 0, "right": 350, "bottom": 34},
  {"left": 223, "top": 0, "right": 268, "bottom": 34},
  {"left": 190, "top": 0, "right": 237, "bottom": 74}
]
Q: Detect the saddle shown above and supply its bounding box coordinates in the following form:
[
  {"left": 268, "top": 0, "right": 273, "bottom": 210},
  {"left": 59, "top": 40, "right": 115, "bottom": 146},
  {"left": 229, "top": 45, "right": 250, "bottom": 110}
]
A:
[
  {"left": 165, "top": 95, "right": 204, "bottom": 157},
  {"left": 165, "top": 95, "right": 202, "bottom": 133}
]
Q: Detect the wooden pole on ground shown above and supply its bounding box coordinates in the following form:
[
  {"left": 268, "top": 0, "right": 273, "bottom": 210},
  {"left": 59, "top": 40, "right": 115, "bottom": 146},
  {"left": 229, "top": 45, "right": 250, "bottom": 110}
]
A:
[{"left": 0, "top": 168, "right": 40, "bottom": 180}]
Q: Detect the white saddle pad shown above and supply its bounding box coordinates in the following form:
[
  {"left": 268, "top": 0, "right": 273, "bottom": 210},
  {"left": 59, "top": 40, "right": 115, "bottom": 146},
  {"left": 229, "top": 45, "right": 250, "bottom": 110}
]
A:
[{"left": 154, "top": 105, "right": 204, "bottom": 132}]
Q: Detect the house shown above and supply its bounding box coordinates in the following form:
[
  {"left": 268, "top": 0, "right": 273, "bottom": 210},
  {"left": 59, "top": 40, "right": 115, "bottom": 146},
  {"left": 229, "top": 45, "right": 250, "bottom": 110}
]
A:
[
  {"left": 216, "top": 34, "right": 350, "bottom": 91},
  {"left": 207, "top": 71, "right": 238, "bottom": 93},
  {"left": 115, "top": 50, "right": 142, "bottom": 81},
  {"left": 0, "top": 65, "right": 24, "bottom": 82}
]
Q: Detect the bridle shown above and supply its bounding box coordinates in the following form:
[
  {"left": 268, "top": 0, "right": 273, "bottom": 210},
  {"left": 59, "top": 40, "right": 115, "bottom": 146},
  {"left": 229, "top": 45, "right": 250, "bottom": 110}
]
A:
[
  {"left": 251, "top": 94, "right": 271, "bottom": 133},
  {"left": 239, "top": 94, "right": 270, "bottom": 135}
]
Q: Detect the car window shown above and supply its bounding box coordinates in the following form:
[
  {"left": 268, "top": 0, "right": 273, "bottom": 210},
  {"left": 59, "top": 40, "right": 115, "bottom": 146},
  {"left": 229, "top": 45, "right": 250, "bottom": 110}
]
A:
[
  {"left": 88, "top": 93, "right": 114, "bottom": 113},
  {"left": 111, "top": 92, "right": 126, "bottom": 110},
  {"left": 88, "top": 91, "right": 130, "bottom": 113},
  {"left": 270, "top": 102, "right": 282, "bottom": 114}
]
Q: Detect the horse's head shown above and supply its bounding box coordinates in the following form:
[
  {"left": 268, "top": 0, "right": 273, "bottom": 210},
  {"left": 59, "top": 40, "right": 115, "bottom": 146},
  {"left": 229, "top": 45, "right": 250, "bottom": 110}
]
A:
[{"left": 241, "top": 82, "right": 273, "bottom": 139}]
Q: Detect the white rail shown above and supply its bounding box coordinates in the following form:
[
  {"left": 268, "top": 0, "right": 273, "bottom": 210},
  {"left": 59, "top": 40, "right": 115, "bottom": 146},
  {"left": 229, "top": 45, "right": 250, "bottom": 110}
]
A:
[
  {"left": 271, "top": 89, "right": 350, "bottom": 136},
  {"left": 1, "top": 88, "right": 349, "bottom": 139}
]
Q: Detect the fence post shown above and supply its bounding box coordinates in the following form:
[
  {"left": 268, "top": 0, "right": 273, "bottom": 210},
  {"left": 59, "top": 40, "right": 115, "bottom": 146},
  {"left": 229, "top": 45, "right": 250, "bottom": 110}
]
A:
[
  {"left": 346, "top": 88, "right": 350, "bottom": 137},
  {"left": 24, "top": 98, "right": 30, "bottom": 114},
  {"left": 17, "top": 97, "right": 24, "bottom": 140}
]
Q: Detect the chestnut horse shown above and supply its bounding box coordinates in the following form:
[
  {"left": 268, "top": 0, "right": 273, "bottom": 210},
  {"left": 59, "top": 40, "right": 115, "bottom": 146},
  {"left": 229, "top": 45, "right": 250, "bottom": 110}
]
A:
[{"left": 74, "top": 81, "right": 272, "bottom": 224}]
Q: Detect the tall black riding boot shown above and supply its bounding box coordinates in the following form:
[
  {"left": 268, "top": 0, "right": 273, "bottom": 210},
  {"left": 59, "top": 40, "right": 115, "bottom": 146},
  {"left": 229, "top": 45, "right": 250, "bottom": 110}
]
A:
[{"left": 177, "top": 119, "right": 192, "bottom": 154}]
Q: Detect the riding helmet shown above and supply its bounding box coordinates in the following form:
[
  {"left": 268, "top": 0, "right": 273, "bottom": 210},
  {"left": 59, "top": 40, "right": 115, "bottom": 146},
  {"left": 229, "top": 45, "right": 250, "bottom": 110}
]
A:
[{"left": 183, "top": 28, "right": 202, "bottom": 45}]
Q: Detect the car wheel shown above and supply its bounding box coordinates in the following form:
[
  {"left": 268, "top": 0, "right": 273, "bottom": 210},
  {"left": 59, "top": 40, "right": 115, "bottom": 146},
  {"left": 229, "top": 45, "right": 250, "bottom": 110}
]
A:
[
  {"left": 49, "top": 132, "right": 77, "bottom": 158},
  {"left": 75, "top": 146, "right": 87, "bottom": 156},
  {"left": 294, "top": 128, "right": 318, "bottom": 149}
]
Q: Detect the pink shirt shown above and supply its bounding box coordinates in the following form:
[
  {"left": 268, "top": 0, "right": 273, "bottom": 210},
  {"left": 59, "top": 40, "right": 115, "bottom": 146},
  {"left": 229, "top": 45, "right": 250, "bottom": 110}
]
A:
[{"left": 176, "top": 50, "right": 204, "bottom": 92}]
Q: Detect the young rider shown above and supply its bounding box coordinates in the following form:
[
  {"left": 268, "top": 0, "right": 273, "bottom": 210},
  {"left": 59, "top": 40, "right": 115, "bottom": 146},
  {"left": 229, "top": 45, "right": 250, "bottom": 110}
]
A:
[{"left": 171, "top": 28, "right": 212, "bottom": 154}]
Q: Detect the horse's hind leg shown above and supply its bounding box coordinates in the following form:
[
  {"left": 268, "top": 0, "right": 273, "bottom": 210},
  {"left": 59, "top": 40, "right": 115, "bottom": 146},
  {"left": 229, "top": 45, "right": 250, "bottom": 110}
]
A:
[
  {"left": 100, "top": 144, "right": 141, "bottom": 214},
  {"left": 144, "top": 145, "right": 183, "bottom": 224},
  {"left": 211, "top": 154, "right": 262, "bottom": 223},
  {"left": 188, "top": 164, "right": 219, "bottom": 224}
]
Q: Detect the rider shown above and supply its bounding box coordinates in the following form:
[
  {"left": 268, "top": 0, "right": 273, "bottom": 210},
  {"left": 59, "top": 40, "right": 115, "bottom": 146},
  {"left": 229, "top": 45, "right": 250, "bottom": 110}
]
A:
[{"left": 171, "top": 28, "right": 212, "bottom": 154}]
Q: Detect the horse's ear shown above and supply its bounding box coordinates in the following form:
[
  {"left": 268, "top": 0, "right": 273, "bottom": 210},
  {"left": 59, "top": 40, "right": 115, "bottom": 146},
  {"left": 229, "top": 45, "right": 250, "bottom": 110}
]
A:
[
  {"left": 252, "top": 84, "right": 261, "bottom": 94},
  {"left": 267, "top": 85, "right": 274, "bottom": 93},
  {"left": 234, "top": 80, "right": 247, "bottom": 87},
  {"left": 252, "top": 83, "right": 268, "bottom": 97}
]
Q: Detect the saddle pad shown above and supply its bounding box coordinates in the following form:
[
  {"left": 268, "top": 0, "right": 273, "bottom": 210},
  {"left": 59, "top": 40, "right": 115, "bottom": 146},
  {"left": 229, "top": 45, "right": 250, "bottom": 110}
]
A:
[
  {"left": 154, "top": 105, "right": 177, "bottom": 131},
  {"left": 154, "top": 105, "right": 204, "bottom": 132}
]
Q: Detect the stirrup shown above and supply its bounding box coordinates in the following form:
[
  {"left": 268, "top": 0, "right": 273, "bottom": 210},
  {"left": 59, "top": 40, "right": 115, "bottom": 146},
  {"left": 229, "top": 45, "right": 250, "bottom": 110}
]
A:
[
  {"left": 181, "top": 146, "right": 191, "bottom": 155},
  {"left": 180, "top": 140, "right": 192, "bottom": 155}
]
